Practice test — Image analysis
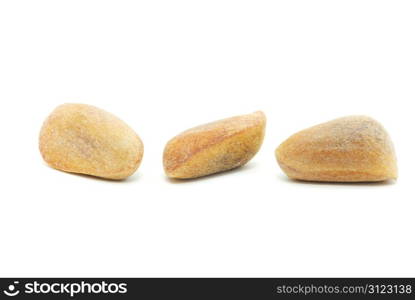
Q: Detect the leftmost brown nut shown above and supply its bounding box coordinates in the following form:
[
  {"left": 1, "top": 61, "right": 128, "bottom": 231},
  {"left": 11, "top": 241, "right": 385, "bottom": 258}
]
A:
[{"left": 39, "top": 103, "right": 144, "bottom": 180}]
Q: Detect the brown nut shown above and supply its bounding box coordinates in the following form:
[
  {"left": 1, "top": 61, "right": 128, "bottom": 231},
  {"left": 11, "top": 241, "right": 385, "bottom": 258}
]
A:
[
  {"left": 275, "top": 116, "right": 397, "bottom": 182},
  {"left": 163, "top": 111, "right": 266, "bottom": 179},
  {"left": 39, "top": 103, "right": 143, "bottom": 180}
]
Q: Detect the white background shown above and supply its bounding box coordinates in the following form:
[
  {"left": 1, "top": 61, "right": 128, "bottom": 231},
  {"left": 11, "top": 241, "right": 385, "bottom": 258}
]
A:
[{"left": 0, "top": 0, "right": 414, "bottom": 277}]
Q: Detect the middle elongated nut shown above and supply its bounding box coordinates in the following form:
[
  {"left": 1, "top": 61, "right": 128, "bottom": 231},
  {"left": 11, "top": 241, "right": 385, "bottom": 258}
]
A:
[{"left": 163, "top": 111, "right": 266, "bottom": 179}]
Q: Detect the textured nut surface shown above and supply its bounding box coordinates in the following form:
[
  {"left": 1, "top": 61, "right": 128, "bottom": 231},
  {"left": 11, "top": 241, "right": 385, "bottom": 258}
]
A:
[
  {"left": 39, "top": 103, "right": 143, "bottom": 180},
  {"left": 275, "top": 116, "right": 397, "bottom": 182},
  {"left": 163, "top": 111, "right": 266, "bottom": 179}
]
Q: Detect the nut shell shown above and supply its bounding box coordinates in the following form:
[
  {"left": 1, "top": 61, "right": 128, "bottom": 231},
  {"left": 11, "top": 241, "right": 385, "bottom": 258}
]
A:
[
  {"left": 275, "top": 116, "right": 397, "bottom": 182},
  {"left": 163, "top": 111, "right": 266, "bottom": 179},
  {"left": 39, "top": 103, "right": 143, "bottom": 180}
]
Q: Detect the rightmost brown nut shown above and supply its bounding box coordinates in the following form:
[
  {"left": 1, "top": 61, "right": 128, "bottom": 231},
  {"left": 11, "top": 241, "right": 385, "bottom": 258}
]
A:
[{"left": 275, "top": 116, "right": 397, "bottom": 182}]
